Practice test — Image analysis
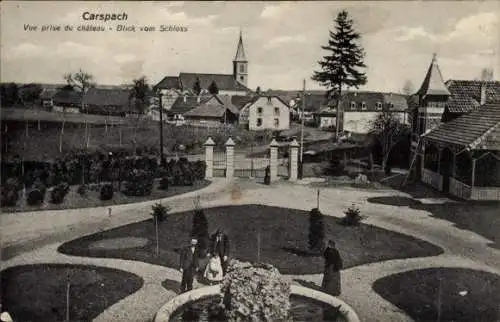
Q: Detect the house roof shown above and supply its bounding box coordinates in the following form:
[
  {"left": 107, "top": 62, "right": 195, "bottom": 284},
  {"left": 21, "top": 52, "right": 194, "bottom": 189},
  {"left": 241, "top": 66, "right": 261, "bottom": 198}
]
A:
[
  {"left": 216, "top": 94, "right": 240, "bottom": 115},
  {"left": 52, "top": 89, "right": 82, "bottom": 105},
  {"left": 169, "top": 94, "right": 213, "bottom": 115},
  {"left": 230, "top": 95, "right": 255, "bottom": 109},
  {"left": 179, "top": 73, "right": 249, "bottom": 92},
  {"left": 39, "top": 88, "right": 58, "bottom": 100},
  {"left": 417, "top": 54, "right": 451, "bottom": 96},
  {"left": 446, "top": 80, "right": 500, "bottom": 104},
  {"left": 155, "top": 76, "right": 182, "bottom": 90},
  {"left": 445, "top": 95, "right": 480, "bottom": 113},
  {"left": 340, "top": 91, "right": 408, "bottom": 111},
  {"left": 85, "top": 88, "right": 131, "bottom": 107},
  {"left": 295, "top": 93, "right": 328, "bottom": 112},
  {"left": 234, "top": 31, "right": 247, "bottom": 61},
  {"left": 184, "top": 104, "right": 227, "bottom": 118},
  {"left": 423, "top": 103, "right": 500, "bottom": 150}
]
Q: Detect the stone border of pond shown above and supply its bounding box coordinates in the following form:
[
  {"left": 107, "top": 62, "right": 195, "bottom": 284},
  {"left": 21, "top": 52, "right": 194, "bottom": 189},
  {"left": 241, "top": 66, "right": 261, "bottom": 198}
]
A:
[{"left": 154, "top": 284, "right": 360, "bottom": 322}]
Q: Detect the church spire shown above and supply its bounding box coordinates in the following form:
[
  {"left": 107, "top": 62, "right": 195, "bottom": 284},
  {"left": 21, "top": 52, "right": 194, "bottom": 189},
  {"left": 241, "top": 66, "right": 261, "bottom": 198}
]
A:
[
  {"left": 417, "top": 53, "right": 450, "bottom": 96},
  {"left": 234, "top": 29, "right": 247, "bottom": 62}
]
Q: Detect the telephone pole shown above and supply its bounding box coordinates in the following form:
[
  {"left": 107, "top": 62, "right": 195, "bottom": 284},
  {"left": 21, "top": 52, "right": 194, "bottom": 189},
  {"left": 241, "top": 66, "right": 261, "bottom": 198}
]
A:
[
  {"left": 300, "top": 79, "right": 306, "bottom": 163},
  {"left": 158, "top": 91, "right": 165, "bottom": 167}
]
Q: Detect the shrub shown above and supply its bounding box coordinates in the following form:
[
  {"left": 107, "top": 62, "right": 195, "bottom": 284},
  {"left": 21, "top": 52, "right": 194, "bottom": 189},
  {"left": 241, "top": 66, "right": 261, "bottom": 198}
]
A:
[
  {"left": 151, "top": 202, "right": 170, "bottom": 222},
  {"left": 124, "top": 169, "right": 154, "bottom": 196},
  {"left": 77, "top": 184, "right": 88, "bottom": 196},
  {"left": 341, "top": 204, "right": 363, "bottom": 226},
  {"left": 191, "top": 209, "right": 209, "bottom": 254},
  {"left": 192, "top": 160, "right": 206, "bottom": 180},
  {"left": 221, "top": 260, "right": 291, "bottom": 321},
  {"left": 100, "top": 183, "right": 114, "bottom": 201},
  {"left": 27, "top": 188, "right": 45, "bottom": 206},
  {"left": 325, "top": 156, "right": 345, "bottom": 176},
  {"left": 159, "top": 176, "right": 170, "bottom": 190},
  {"left": 308, "top": 208, "right": 325, "bottom": 252},
  {"left": 50, "top": 182, "right": 70, "bottom": 204},
  {"left": 1, "top": 178, "right": 20, "bottom": 207}
]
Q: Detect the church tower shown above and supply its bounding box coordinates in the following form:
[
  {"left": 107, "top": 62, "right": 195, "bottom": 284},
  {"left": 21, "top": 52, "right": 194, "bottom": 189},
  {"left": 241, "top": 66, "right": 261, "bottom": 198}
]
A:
[{"left": 233, "top": 31, "right": 248, "bottom": 87}]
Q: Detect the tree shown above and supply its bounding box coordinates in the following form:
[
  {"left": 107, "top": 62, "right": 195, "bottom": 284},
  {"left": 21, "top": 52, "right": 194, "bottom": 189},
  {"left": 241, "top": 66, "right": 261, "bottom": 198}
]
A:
[
  {"left": 308, "top": 208, "right": 325, "bottom": 253},
  {"left": 312, "top": 9, "right": 367, "bottom": 140},
  {"left": 480, "top": 68, "right": 494, "bottom": 81},
  {"left": 208, "top": 81, "right": 219, "bottom": 95},
  {"left": 0, "top": 83, "right": 20, "bottom": 106},
  {"left": 402, "top": 80, "right": 414, "bottom": 96},
  {"left": 63, "top": 69, "right": 95, "bottom": 111},
  {"left": 151, "top": 203, "right": 171, "bottom": 257},
  {"left": 256, "top": 86, "right": 262, "bottom": 95},
  {"left": 193, "top": 77, "right": 202, "bottom": 96},
  {"left": 130, "top": 76, "right": 151, "bottom": 147},
  {"left": 369, "top": 111, "right": 410, "bottom": 171},
  {"left": 19, "top": 83, "right": 43, "bottom": 106}
]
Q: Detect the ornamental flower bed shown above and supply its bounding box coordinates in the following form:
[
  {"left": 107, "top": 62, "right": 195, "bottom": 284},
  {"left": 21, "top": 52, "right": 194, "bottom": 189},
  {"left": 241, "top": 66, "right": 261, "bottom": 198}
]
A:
[{"left": 221, "top": 260, "right": 291, "bottom": 321}]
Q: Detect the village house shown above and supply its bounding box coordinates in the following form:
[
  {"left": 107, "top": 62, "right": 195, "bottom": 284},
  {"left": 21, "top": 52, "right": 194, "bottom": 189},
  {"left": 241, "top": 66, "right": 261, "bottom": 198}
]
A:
[
  {"left": 154, "top": 32, "right": 252, "bottom": 112},
  {"left": 52, "top": 87, "right": 82, "bottom": 113},
  {"left": 84, "top": 87, "right": 131, "bottom": 116},
  {"left": 239, "top": 95, "right": 290, "bottom": 131},
  {"left": 183, "top": 95, "right": 240, "bottom": 127},
  {"left": 409, "top": 54, "right": 500, "bottom": 201}
]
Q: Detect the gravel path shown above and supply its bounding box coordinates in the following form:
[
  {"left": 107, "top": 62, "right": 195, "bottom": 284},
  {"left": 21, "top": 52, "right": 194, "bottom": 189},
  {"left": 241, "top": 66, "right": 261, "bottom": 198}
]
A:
[{"left": 2, "top": 178, "right": 500, "bottom": 322}]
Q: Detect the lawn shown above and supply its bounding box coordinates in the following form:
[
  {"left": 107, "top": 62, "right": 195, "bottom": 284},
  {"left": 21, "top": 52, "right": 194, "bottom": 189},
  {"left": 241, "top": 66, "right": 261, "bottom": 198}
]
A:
[
  {"left": 1, "top": 180, "right": 210, "bottom": 213},
  {"left": 372, "top": 267, "right": 500, "bottom": 321},
  {"left": 58, "top": 205, "right": 443, "bottom": 275},
  {"left": 0, "top": 264, "right": 143, "bottom": 322},
  {"left": 367, "top": 195, "right": 500, "bottom": 250}
]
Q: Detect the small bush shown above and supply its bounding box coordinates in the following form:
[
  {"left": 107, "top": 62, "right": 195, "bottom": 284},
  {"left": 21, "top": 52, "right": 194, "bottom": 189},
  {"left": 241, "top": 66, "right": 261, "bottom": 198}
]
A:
[
  {"left": 1, "top": 178, "right": 20, "bottom": 207},
  {"left": 151, "top": 202, "right": 170, "bottom": 222},
  {"left": 308, "top": 208, "right": 325, "bottom": 252},
  {"left": 159, "top": 176, "right": 170, "bottom": 190},
  {"left": 50, "top": 182, "right": 70, "bottom": 204},
  {"left": 191, "top": 209, "right": 209, "bottom": 253},
  {"left": 124, "top": 169, "right": 154, "bottom": 196},
  {"left": 77, "top": 184, "right": 88, "bottom": 196},
  {"left": 100, "top": 184, "right": 114, "bottom": 201},
  {"left": 341, "top": 204, "right": 363, "bottom": 226},
  {"left": 27, "top": 188, "right": 45, "bottom": 206}
]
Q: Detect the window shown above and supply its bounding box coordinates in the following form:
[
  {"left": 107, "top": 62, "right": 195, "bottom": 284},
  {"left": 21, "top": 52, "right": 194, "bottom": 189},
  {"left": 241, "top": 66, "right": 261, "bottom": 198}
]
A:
[
  {"left": 257, "top": 107, "right": 263, "bottom": 115},
  {"left": 350, "top": 101, "right": 356, "bottom": 110},
  {"left": 274, "top": 107, "right": 280, "bottom": 116},
  {"left": 239, "top": 64, "right": 245, "bottom": 73},
  {"left": 274, "top": 118, "right": 279, "bottom": 128},
  {"left": 257, "top": 118, "right": 263, "bottom": 127},
  {"left": 267, "top": 97, "right": 272, "bottom": 104},
  {"left": 361, "top": 102, "right": 367, "bottom": 110},
  {"left": 240, "top": 76, "right": 244, "bottom": 81},
  {"left": 376, "top": 102, "right": 382, "bottom": 110}
]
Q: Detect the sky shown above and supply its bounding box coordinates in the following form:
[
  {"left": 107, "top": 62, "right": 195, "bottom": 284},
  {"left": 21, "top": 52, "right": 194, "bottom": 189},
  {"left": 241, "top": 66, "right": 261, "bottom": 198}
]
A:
[{"left": 1, "top": 1, "right": 499, "bottom": 92}]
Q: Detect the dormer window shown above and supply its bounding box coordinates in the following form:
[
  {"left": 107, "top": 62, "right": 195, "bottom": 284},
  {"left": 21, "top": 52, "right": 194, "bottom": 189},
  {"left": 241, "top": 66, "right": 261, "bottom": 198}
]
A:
[
  {"left": 376, "top": 102, "right": 382, "bottom": 110},
  {"left": 350, "top": 101, "right": 356, "bottom": 110},
  {"left": 361, "top": 102, "right": 367, "bottom": 110},
  {"left": 389, "top": 103, "right": 395, "bottom": 109}
]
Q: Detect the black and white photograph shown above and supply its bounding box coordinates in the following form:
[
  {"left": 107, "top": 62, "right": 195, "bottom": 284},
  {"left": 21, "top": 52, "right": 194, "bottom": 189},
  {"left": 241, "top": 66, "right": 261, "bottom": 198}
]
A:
[{"left": 1, "top": 1, "right": 499, "bottom": 321}]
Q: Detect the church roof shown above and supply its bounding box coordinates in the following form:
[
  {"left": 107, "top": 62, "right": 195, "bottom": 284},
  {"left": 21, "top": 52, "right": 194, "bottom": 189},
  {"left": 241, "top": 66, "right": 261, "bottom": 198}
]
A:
[
  {"left": 417, "top": 54, "right": 451, "bottom": 96},
  {"left": 179, "top": 73, "right": 249, "bottom": 92},
  {"left": 234, "top": 31, "right": 246, "bottom": 61}
]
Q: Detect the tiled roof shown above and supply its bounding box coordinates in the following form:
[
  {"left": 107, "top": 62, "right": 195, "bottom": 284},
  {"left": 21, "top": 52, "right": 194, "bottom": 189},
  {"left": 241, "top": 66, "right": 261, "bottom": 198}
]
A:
[
  {"left": 179, "top": 73, "right": 249, "bottom": 92},
  {"left": 52, "top": 89, "right": 82, "bottom": 105},
  {"left": 216, "top": 94, "right": 240, "bottom": 115},
  {"left": 295, "top": 93, "right": 328, "bottom": 111},
  {"left": 184, "top": 104, "right": 226, "bottom": 118},
  {"left": 423, "top": 103, "right": 500, "bottom": 150},
  {"left": 340, "top": 91, "right": 408, "bottom": 112},
  {"left": 169, "top": 94, "right": 213, "bottom": 115},
  {"left": 85, "top": 88, "right": 131, "bottom": 107},
  {"left": 445, "top": 95, "right": 480, "bottom": 113},
  {"left": 446, "top": 80, "right": 500, "bottom": 104},
  {"left": 230, "top": 95, "right": 255, "bottom": 109},
  {"left": 417, "top": 55, "right": 451, "bottom": 96},
  {"left": 155, "top": 76, "right": 182, "bottom": 90}
]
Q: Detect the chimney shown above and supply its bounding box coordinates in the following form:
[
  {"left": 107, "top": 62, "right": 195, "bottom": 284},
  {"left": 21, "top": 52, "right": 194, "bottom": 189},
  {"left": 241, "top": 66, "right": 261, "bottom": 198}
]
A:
[{"left": 480, "top": 83, "right": 487, "bottom": 105}]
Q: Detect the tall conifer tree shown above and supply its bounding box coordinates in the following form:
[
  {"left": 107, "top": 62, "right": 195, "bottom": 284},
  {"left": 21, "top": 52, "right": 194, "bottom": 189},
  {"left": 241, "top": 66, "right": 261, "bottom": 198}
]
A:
[{"left": 312, "top": 10, "right": 367, "bottom": 138}]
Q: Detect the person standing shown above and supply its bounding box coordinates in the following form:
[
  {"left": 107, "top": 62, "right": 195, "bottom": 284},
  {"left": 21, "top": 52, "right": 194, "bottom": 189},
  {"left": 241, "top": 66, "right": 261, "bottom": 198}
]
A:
[
  {"left": 208, "top": 228, "right": 230, "bottom": 275},
  {"left": 321, "top": 240, "right": 343, "bottom": 296},
  {"left": 179, "top": 238, "right": 200, "bottom": 293}
]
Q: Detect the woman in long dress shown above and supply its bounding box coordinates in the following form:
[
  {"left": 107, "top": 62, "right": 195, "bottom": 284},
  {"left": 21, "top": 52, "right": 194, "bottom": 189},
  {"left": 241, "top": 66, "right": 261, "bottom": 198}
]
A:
[
  {"left": 321, "top": 240, "right": 343, "bottom": 296},
  {"left": 203, "top": 254, "right": 224, "bottom": 285}
]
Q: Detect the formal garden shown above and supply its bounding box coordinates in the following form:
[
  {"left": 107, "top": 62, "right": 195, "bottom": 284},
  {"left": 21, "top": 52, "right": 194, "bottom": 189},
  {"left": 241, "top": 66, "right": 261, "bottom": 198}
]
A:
[{"left": 0, "top": 150, "right": 210, "bottom": 212}]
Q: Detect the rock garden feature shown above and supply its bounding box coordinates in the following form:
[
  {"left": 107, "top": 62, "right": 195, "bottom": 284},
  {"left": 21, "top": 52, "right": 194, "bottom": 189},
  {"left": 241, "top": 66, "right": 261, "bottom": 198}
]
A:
[
  {"left": 373, "top": 267, "right": 500, "bottom": 322},
  {"left": 58, "top": 205, "right": 443, "bottom": 275},
  {"left": 0, "top": 264, "right": 143, "bottom": 322}
]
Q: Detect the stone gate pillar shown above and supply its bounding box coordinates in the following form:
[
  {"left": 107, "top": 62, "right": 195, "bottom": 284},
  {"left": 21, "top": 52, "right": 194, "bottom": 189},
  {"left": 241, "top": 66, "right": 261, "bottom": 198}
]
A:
[
  {"left": 204, "top": 137, "right": 215, "bottom": 179},
  {"left": 289, "top": 138, "right": 299, "bottom": 182},
  {"left": 225, "top": 137, "right": 235, "bottom": 179},
  {"left": 270, "top": 139, "right": 279, "bottom": 182}
]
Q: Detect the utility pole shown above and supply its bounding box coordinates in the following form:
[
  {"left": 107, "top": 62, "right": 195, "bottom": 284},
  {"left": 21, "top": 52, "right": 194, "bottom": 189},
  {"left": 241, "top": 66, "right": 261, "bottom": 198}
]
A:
[
  {"left": 300, "top": 79, "right": 306, "bottom": 163},
  {"left": 158, "top": 91, "right": 165, "bottom": 167}
]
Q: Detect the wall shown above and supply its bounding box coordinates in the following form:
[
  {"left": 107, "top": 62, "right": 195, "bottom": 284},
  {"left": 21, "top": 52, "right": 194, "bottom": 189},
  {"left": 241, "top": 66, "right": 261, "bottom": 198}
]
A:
[
  {"left": 185, "top": 117, "right": 223, "bottom": 127},
  {"left": 319, "top": 116, "right": 336, "bottom": 128},
  {"left": 343, "top": 111, "right": 406, "bottom": 134},
  {"left": 53, "top": 105, "right": 80, "bottom": 114},
  {"left": 248, "top": 97, "right": 290, "bottom": 131},
  {"left": 219, "top": 90, "right": 248, "bottom": 96}
]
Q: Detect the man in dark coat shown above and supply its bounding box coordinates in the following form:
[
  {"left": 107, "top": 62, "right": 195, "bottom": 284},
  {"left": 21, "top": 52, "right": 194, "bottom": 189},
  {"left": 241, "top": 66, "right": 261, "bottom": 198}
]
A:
[
  {"left": 179, "top": 238, "right": 200, "bottom": 293},
  {"left": 321, "top": 239, "right": 343, "bottom": 296},
  {"left": 207, "top": 228, "right": 230, "bottom": 275}
]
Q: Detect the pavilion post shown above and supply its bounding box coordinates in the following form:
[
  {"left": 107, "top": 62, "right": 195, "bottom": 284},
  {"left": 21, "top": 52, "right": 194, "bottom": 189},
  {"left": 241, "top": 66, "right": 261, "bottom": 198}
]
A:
[
  {"left": 471, "top": 158, "right": 476, "bottom": 187},
  {"left": 451, "top": 152, "right": 456, "bottom": 178}
]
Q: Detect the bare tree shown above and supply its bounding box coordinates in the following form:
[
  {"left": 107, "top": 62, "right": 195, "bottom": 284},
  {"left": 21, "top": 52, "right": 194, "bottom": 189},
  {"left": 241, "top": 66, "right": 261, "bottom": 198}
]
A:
[
  {"left": 370, "top": 111, "right": 410, "bottom": 170},
  {"left": 63, "top": 69, "right": 95, "bottom": 111},
  {"left": 402, "top": 80, "right": 414, "bottom": 96},
  {"left": 480, "top": 68, "right": 494, "bottom": 81}
]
